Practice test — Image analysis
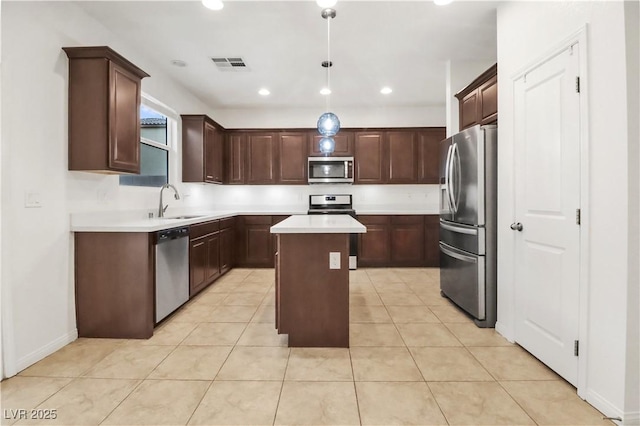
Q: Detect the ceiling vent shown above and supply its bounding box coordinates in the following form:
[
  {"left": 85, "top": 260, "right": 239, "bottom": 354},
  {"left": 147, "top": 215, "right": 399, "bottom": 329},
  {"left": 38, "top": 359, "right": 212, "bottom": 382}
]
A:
[{"left": 210, "top": 57, "right": 250, "bottom": 72}]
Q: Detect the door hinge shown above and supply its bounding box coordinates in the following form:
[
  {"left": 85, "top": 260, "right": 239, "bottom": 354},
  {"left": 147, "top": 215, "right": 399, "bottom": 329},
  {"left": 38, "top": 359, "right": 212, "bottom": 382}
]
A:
[
  {"left": 574, "top": 340, "right": 580, "bottom": 356},
  {"left": 575, "top": 77, "right": 581, "bottom": 93},
  {"left": 576, "top": 208, "right": 581, "bottom": 225}
]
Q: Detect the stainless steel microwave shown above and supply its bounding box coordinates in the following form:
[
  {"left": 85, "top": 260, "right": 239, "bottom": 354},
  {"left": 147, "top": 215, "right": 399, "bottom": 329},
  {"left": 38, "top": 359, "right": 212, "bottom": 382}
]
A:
[{"left": 308, "top": 157, "right": 354, "bottom": 184}]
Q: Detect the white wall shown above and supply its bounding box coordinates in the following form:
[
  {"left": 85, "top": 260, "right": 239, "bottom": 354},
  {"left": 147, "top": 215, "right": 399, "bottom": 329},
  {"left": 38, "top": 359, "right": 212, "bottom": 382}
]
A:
[
  {"left": 215, "top": 105, "right": 444, "bottom": 129},
  {"left": 0, "top": 1, "right": 224, "bottom": 375},
  {"left": 496, "top": 1, "right": 638, "bottom": 423}
]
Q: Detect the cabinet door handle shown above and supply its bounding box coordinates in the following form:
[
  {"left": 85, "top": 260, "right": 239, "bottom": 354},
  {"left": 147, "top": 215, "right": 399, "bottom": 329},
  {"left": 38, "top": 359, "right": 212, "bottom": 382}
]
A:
[{"left": 206, "top": 175, "right": 214, "bottom": 180}]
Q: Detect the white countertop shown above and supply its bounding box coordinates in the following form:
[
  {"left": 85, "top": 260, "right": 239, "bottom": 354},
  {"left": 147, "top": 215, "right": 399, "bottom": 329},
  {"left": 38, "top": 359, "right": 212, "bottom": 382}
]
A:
[
  {"left": 70, "top": 206, "right": 437, "bottom": 233},
  {"left": 70, "top": 211, "right": 238, "bottom": 233},
  {"left": 270, "top": 214, "right": 366, "bottom": 234},
  {"left": 355, "top": 204, "right": 439, "bottom": 215}
]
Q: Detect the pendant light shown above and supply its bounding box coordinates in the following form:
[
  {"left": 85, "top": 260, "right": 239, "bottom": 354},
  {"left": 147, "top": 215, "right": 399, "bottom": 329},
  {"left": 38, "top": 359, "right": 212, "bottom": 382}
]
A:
[{"left": 316, "top": 7, "right": 340, "bottom": 155}]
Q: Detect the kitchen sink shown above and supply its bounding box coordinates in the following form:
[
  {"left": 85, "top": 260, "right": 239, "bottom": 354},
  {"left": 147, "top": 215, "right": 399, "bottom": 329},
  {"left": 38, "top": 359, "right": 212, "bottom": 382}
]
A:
[{"left": 163, "top": 215, "right": 204, "bottom": 220}]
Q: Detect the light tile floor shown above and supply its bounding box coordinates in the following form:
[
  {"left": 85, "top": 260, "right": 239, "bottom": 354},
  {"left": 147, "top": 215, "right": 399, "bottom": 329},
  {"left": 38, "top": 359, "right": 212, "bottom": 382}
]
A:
[{"left": 1, "top": 268, "right": 613, "bottom": 426}]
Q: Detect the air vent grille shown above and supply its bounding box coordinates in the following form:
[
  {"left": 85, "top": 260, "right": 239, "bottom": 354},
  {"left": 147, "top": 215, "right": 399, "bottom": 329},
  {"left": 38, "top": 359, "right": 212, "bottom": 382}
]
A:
[{"left": 210, "top": 57, "right": 250, "bottom": 72}]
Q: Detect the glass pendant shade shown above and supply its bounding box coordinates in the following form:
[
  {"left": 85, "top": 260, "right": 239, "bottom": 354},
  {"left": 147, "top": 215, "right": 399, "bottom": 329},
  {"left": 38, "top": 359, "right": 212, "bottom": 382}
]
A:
[
  {"left": 319, "top": 136, "right": 336, "bottom": 154},
  {"left": 317, "top": 112, "right": 341, "bottom": 137}
]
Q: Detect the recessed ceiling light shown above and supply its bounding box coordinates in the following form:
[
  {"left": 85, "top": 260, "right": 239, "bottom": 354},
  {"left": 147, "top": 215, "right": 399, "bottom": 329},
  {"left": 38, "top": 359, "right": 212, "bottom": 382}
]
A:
[
  {"left": 316, "top": 0, "right": 337, "bottom": 8},
  {"left": 380, "top": 87, "right": 393, "bottom": 95},
  {"left": 258, "top": 88, "right": 270, "bottom": 96},
  {"left": 202, "top": 0, "right": 224, "bottom": 11},
  {"left": 320, "top": 88, "right": 332, "bottom": 96},
  {"left": 434, "top": 0, "right": 453, "bottom": 5},
  {"left": 170, "top": 59, "right": 187, "bottom": 67}
]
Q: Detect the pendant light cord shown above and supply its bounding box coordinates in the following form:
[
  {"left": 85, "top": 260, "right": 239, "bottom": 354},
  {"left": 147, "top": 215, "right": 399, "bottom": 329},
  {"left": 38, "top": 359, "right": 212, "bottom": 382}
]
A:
[{"left": 326, "top": 14, "right": 331, "bottom": 112}]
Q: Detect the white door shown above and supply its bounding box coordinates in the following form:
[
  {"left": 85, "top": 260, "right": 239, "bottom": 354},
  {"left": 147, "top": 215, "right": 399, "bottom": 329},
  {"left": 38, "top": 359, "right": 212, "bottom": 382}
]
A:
[{"left": 513, "top": 44, "right": 581, "bottom": 386}]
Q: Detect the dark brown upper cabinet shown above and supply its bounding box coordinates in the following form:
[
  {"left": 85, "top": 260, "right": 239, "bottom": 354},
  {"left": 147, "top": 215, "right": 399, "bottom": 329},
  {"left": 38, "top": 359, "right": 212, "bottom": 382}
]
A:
[
  {"left": 455, "top": 64, "right": 498, "bottom": 131},
  {"left": 387, "top": 131, "right": 418, "bottom": 183},
  {"left": 355, "top": 129, "right": 433, "bottom": 185},
  {"left": 278, "top": 132, "right": 308, "bottom": 184},
  {"left": 479, "top": 74, "right": 498, "bottom": 124},
  {"left": 246, "top": 132, "right": 277, "bottom": 184},
  {"left": 418, "top": 128, "right": 446, "bottom": 184},
  {"left": 181, "top": 115, "right": 223, "bottom": 184},
  {"left": 309, "top": 131, "right": 355, "bottom": 156},
  {"left": 220, "top": 127, "right": 444, "bottom": 186},
  {"left": 63, "top": 46, "right": 149, "bottom": 174},
  {"left": 226, "top": 130, "right": 306, "bottom": 185},
  {"left": 355, "top": 132, "right": 386, "bottom": 184},
  {"left": 225, "top": 132, "right": 246, "bottom": 184}
]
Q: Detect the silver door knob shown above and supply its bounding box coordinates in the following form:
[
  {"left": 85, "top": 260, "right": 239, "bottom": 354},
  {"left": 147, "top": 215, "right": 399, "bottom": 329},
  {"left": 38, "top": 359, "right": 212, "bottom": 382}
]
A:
[{"left": 510, "top": 222, "right": 523, "bottom": 231}]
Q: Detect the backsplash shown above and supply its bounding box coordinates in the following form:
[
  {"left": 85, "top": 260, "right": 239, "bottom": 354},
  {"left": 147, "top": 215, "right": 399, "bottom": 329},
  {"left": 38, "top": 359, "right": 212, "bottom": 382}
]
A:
[
  {"left": 199, "top": 184, "right": 440, "bottom": 213},
  {"left": 67, "top": 170, "right": 439, "bottom": 216}
]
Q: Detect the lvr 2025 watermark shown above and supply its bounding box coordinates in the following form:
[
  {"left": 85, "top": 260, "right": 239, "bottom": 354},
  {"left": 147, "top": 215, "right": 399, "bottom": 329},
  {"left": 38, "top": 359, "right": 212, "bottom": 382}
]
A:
[{"left": 3, "top": 409, "right": 58, "bottom": 421}]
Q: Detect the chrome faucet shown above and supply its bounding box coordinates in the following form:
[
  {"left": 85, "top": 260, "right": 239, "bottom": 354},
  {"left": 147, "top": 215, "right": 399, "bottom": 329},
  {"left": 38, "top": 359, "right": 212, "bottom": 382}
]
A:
[{"left": 158, "top": 184, "right": 180, "bottom": 218}]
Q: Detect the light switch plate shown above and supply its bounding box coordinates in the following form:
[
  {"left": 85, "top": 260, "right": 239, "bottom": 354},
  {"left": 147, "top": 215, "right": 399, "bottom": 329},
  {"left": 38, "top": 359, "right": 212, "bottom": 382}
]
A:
[
  {"left": 24, "top": 192, "right": 42, "bottom": 208},
  {"left": 329, "top": 252, "right": 341, "bottom": 270}
]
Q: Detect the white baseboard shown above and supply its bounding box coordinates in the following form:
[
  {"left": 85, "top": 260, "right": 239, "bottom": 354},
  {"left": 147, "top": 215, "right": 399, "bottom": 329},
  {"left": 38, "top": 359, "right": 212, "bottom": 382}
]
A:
[
  {"left": 585, "top": 388, "right": 630, "bottom": 425},
  {"left": 621, "top": 412, "right": 640, "bottom": 426},
  {"left": 14, "top": 329, "right": 78, "bottom": 375},
  {"left": 494, "top": 321, "right": 515, "bottom": 343}
]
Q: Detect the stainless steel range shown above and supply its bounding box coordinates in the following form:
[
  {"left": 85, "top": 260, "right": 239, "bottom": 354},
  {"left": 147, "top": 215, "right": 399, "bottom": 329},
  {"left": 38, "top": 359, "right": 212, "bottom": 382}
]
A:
[{"left": 307, "top": 194, "right": 358, "bottom": 270}]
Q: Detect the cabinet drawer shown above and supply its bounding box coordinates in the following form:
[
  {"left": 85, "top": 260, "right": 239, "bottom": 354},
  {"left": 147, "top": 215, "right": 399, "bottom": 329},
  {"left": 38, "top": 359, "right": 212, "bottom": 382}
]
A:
[
  {"left": 220, "top": 217, "right": 235, "bottom": 229},
  {"left": 357, "top": 215, "right": 390, "bottom": 225},
  {"left": 190, "top": 220, "right": 219, "bottom": 239},
  {"left": 244, "top": 215, "right": 272, "bottom": 225},
  {"left": 391, "top": 215, "right": 423, "bottom": 225}
]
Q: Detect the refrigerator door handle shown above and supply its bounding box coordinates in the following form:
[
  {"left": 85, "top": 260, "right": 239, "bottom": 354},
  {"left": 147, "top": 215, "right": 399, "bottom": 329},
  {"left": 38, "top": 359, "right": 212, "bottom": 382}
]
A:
[
  {"left": 450, "top": 142, "right": 461, "bottom": 213},
  {"left": 439, "top": 242, "right": 478, "bottom": 263},
  {"left": 441, "top": 221, "right": 477, "bottom": 235},
  {"left": 444, "top": 144, "right": 454, "bottom": 212}
]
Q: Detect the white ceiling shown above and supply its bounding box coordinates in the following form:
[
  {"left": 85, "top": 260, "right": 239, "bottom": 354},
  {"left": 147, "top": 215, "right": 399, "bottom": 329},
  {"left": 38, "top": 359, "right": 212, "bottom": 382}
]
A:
[{"left": 76, "top": 1, "right": 498, "bottom": 111}]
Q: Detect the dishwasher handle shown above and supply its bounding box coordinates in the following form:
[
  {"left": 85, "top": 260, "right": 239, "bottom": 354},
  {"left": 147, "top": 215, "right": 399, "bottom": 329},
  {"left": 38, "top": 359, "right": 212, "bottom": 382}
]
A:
[{"left": 156, "top": 227, "right": 189, "bottom": 244}]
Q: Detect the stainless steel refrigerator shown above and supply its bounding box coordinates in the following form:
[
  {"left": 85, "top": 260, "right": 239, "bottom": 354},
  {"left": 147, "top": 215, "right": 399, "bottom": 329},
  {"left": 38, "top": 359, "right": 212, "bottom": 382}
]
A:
[{"left": 439, "top": 124, "right": 497, "bottom": 328}]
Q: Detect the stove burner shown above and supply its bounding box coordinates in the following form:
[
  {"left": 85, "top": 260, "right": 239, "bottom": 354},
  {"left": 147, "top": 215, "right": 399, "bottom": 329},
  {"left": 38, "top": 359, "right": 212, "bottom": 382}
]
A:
[{"left": 307, "top": 194, "right": 358, "bottom": 269}]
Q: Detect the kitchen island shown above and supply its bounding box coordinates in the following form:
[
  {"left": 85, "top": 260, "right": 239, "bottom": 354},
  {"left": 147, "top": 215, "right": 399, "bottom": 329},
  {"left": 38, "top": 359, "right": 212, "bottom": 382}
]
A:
[{"left": 271, "top": 215, "right": 366, "bottom": 347}]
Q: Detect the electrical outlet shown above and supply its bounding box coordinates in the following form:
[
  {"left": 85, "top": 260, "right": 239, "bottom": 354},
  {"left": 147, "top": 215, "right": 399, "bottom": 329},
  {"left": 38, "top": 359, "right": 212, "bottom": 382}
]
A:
[{"left": 329, "top": 252, "right": 341, "bottom": 270}]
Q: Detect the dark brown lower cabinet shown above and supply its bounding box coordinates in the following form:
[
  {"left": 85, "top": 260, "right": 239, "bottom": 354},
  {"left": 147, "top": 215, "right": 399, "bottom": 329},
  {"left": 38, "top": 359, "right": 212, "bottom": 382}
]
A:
[
  {"left": 275, "top": 233, "right": 349, "bottom": 347},
  {"left": 221, "top": 217, "right": 236, "bottom": 274},
  {"left": 358, "top": 215, "right": 439, "bottom": 267},
  {"left": 391, "top": 216, "right": 425, "bottom": 266},
  {"left": 75, "top": 232, "right": 154, "bottom": 339},
  {"left": 189, "top": 237, "right": 208, "bottom": 296},
  {"left": 424, "top": 215, "right": 440, "bottom": 267},
  {"left": 237, "top": 216, "right": 272, "bottom": 267},
  {"left": 205, "top": 232, "right": 221, "bottom": 284},
  {"left": 358, "top": 216, "right": 391, "bottom": 265},
  {"left": 236, "top": 215, "right": 287, "bottom": 268},
  {"left": 189, "top": 220, "right": 222, "bottom": 297}
]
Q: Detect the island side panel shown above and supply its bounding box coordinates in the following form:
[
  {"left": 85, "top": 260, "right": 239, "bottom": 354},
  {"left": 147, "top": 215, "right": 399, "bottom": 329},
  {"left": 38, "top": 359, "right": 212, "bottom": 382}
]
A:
[
  {"left": 277, "top": 233, "right": 349, "bottom": 347},
  {"left": 75, "top": 232, "right": 154, "bottom": 339}
]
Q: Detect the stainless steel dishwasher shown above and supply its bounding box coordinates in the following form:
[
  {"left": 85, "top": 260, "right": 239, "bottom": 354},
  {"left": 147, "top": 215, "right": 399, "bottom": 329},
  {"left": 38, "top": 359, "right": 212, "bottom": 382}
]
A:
[{"left": 155, "top": 226, "right": 190, "bottom": 323}]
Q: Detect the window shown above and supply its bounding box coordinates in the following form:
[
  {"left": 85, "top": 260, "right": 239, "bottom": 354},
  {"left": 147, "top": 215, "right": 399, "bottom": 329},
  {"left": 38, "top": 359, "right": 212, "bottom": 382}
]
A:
[{"left": 119, "top": 101, "right": 175, "bottom": 187}]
